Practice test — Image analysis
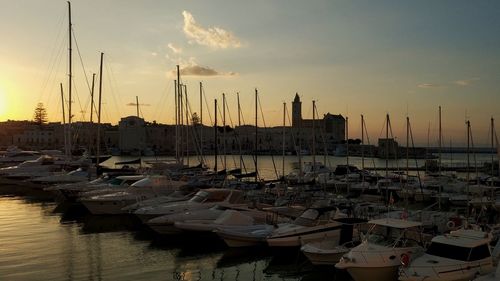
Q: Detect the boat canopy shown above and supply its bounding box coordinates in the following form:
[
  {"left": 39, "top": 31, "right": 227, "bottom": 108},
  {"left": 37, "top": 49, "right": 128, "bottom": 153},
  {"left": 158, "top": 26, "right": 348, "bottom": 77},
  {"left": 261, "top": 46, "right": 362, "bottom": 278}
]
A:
[{"left": 432, "top": 229, "right": 492, "bottom": 248}]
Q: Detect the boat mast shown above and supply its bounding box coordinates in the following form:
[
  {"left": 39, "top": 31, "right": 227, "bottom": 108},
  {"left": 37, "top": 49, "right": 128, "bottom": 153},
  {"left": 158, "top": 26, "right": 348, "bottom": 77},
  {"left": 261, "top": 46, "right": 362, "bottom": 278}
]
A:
[
  {"left": 136, "top": 96, "right": 139, "bottom": 117},
  {"left": 96, "top": 52, "right": 103, "bottom": 167},
  {"left": 89, "top": 73, "right": 95, "bottom": 155},
  {"left": 312, "top": 100, "right": 316, "bottom": 173},
  {"left": 176, "top": 65, "right": 182, "bottom": 164},
  {"left": 222, "top": 93, "right": 226, "bottom": 170},
  {"left": 385, "top": 114, "right": 389, "bottom": 179},
  {"left": 174, "top": 79, "right": 178, "bottom": 163},
  {"left": 346, "top": 115, "right": 350, "bottom": 194},
  {"left": 214, "top": 99, "right": 218, "bottom": 172},
  {"left": 438, "top": 106, "right": 442, "bottom": 176},
  {"left": 466, "top": 120, "right": 470, "bottom": 220},
  {"left": 184, "top": 85, "right": 189, "bottom": 166},
  {"left": 237, "top": 92, "right": 242, "bottom": 171},
  {"left": 491, "top": 117, "right": 495, "bottom": 180},
  {"left": 426, "top": 122, "right": 430, "bottom": 174},
  {"left": 406, "top": 116, "right": 410, "bottom": 209},
  {"left": 385, "top": 114, "right": 389, "bottom": 204},
  {"left": 199, "top": 82, "right": 203, "bottom": 164},
  {"left": 67, "top": 1, "right": 73, "bottom": 158},
  {"left": 179, "top": 83, "right": 184, "bottom": 164},
  {"left": 254, "top": 89, "right": 258, "bottom": 182},
  {"left": 60, "top": 83, "right": 67, "bottom": 157},
  {"left": 361, "top": 114, "right": 364, "bottom": 170},
  {"left": 346, "top": 116, "right": 349, "bottom": 167},
  {"left": 282, "top": 102, "right": 286, "bottom": 178}
]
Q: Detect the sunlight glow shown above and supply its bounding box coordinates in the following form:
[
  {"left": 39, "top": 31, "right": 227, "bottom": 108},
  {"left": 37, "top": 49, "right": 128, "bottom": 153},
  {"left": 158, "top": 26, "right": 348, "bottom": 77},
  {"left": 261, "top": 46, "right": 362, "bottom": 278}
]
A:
[{"left": 0, "top": 86, "right": 7, "bottom": 118}]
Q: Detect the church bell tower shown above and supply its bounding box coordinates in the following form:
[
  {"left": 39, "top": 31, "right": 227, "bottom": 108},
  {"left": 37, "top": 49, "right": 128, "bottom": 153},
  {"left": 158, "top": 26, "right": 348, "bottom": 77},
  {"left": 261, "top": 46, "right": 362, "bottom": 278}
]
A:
[{"left": 292, "top": 93, "right": 302, "bottom": 128}]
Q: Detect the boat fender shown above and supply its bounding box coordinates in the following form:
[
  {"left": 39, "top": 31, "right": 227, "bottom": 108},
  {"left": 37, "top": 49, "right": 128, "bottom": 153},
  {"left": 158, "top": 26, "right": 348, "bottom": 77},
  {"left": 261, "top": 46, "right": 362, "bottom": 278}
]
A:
[
  {"left": 400, "top": 253, "right": 410, "bottom": 267},
  {"left": 446, "top": 220, "right": 455, "bottom": 229}
]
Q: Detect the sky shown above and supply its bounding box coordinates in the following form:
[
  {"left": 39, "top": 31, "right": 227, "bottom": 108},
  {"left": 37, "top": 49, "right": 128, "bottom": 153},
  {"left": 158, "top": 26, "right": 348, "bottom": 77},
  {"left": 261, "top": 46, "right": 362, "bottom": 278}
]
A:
[{"left": 0, "top": 0, "right": 499, "bottom": 146}]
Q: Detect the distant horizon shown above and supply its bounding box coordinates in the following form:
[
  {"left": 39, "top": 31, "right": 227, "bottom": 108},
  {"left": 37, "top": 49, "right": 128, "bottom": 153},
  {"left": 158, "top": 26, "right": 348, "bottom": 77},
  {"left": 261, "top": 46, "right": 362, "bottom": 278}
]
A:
[{"left": 1, "top": 115, "right": 498, "bottom": 149}]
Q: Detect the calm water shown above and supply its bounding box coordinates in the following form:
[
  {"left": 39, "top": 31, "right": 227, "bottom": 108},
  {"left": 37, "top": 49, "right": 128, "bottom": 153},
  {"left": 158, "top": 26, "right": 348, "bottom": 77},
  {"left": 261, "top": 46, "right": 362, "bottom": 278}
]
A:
[
  {"left": 0, "top": 188, "right": 343, "bottom": 281},
  {"left": 102, "top": 153, "right": 498, "bottom": 180}
]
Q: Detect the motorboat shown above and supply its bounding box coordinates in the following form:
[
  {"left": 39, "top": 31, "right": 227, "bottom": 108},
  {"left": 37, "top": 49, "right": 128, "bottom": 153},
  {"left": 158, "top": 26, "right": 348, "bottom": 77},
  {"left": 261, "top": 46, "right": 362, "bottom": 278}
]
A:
[
  {"left": 30, "top": 168, "right": 89, "bottom": 186},
  {"left": 0, "top": 155, "right": 59, "bottom": 181},
  {"left": 302, "top": 240, "right": 361, "bottom": 266},
  {"left": 473, "top": 263, "right": 499, "bottom": 281},
  {"left": 146, "top": 204, "right": 250, "bottom": 235},
  {"left": 147, "top": 205, "right": 228, "bottom": 235},
  {"left": 80, "top": 175, "right": 186, "bottom": 215},
  {"left": 214, "top": 224, "right": 276, "bottom": 247},
  {"left": 399, "top": 228, "right": 494, "bottom": 281},
  {"left": 301, "top": 218, "right": 367, "bottom": 265},
  {"left": 121, "top": 187, "right": 198, "bottom": 213},
  {"left": 300, "top": 219, "right": 366, "bottom": 265},
  {"left": 48, "top": 174, "right": 145, "bottom": 202},
  {"left": 174, "top": 208, "right": 267, "bottom": 233},
  {"left": 285, "top": 162, "right": 332, "bottom": 184},
  {"left": 266, "top": 207, "right": 348, "bottom": 247},
  {"left": 0, "top": 149, "right": 41, "bottom": 166},
  {"left": 335, "top": 218, "right": 424, "bottom": 281},
  {"left": 135, "top": 188, "right": 246, "bottom": 223}
]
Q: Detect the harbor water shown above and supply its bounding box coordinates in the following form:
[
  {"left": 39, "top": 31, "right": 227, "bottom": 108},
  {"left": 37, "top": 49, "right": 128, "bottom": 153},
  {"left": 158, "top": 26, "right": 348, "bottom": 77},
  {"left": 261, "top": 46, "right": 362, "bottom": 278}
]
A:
[
  {"left": 0, "top": 154, "right": 496, "bottom": 281},
  {"left": 0, "top": 192, "right": 346, "bottom": 281}
]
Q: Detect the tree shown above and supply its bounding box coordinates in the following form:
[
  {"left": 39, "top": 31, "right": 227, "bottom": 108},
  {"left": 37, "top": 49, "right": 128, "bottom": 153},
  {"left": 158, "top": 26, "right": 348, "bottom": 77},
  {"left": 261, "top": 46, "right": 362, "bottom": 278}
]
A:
[
  {"left": 33, "top": 102, "right": 48, "bottom": 125},
  {"left": 191, "top": 112, "right": 200, "bottom": 125}
]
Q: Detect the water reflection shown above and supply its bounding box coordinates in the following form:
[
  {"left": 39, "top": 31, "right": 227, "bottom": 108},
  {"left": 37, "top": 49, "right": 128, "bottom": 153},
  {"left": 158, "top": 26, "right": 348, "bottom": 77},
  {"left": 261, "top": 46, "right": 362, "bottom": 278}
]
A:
[{"left": 0, "top": 193, "right": 347, "bottom": 281}]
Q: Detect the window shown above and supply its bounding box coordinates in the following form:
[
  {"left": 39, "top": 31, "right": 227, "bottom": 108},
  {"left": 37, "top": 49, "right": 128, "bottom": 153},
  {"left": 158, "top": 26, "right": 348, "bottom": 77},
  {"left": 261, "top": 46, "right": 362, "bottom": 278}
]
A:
[
  {"left": 469, "top": 244, "right": 491, "bottom": 261},
  {"left": 426, "top": 242, "right": 471, "bottom": 261}
]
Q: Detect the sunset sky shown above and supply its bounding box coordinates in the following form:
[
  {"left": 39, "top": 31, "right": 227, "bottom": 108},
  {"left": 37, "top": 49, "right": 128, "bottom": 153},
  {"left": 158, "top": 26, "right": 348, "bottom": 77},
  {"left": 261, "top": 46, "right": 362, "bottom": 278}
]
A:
[{"left": 0, "top": 0, "right": 499, "bottom": 145}]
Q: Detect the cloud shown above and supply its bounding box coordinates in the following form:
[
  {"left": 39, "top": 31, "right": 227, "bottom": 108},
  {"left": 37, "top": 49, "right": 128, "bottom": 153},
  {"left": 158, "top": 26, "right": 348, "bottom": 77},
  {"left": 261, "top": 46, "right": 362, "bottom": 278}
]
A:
[
  {"left": 175, "top": 64, "right": 237, "bottom": 77},
  {"left": 417, "top": 83, "right": 443, "bottom": 89},
  {"left": 167, "top": 43, "right": 182, "bottom": 54},
  {"left": 454, "top": 78, "right": 480, "bottom": 86},
  {"left": 182, "top": 11, "right": 241, "bottom": 49},
  {"left": 126, "top": 102, "right": 150, "bottom": 106},
  {"left": 151, "top": 52, "right": 158, "bottom": 56}
]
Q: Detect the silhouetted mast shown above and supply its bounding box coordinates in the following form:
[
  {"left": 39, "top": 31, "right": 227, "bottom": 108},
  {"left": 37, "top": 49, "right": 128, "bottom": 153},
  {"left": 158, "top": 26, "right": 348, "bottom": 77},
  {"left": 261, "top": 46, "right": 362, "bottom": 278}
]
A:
[
  {"left": 361, "top": 114, "right": 364, "bottom": 170},
  {"left": 237, "top": 92, "right": 242, "bottom": 171},
  {"left": 312, "top": 100, "right": 316, "bottom": 173},
  {"left": 60, "top": 83, "right": 67, "bottom": 157},
  {"left": 199, "top": 82, "right": 203, "bottom": 164},
  {"left": 89, "top": 73, "right": 95, "bottom": 157},
  {"left": 254, "top": 89, "right": 258, "bottom": 182},
  {"left": 223, "top": 93, "right": 226, "bottom": 170},
  {"left": 214, "top": 99, "right": 218, "bottom": 172},
  {"left": 96, "top": 52, "right": 103, "bottom": 166},
  {"left": 174, "top": 79, "right": 178, "bottom": 162},
  {"left": 491, "top": 118, "right": 495, "bottom": 180},
  {"left": 282, "top": 102, "right": 286, "bottom": 178},
  {"left": 67, "top": 1, "right": 73, "bottom": 158},
  {"left": 136, "top": 96, "right": 139, "bottom": 117},
  {"left": 438, "top": 106, "right": 442, "bottom": 176},
  {"left": 184, "top": 85, "right": 189, "bottom": 166}
]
